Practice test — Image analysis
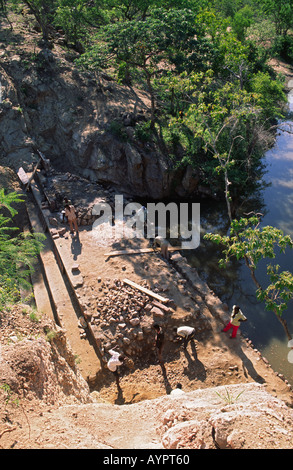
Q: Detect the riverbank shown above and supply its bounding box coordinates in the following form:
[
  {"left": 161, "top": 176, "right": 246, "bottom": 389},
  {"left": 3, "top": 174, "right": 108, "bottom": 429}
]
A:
[{"left": 187, "top": 59, "right": 293, "bottom": 390}]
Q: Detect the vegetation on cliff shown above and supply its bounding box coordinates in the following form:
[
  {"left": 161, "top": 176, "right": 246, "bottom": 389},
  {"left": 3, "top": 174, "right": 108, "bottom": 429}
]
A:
[{"left": 0, "top": 0, "right": 291, "bottom": 206}]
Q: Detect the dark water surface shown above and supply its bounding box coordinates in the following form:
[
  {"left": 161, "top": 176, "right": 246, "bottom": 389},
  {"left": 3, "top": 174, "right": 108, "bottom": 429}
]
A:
[{"left": 187, "top": 89, "right": 293, "bottom": 385}]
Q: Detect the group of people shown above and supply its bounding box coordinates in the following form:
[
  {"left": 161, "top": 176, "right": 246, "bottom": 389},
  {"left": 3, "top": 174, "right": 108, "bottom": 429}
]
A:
[
  {"left": 107, "top": 323, "right": 197, "bottom": 390},
  {"left": 106, "top": 305, "right": 247, "bottom": 391}
]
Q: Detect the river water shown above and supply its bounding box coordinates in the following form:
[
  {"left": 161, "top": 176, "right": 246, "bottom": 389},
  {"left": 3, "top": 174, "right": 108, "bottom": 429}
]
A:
[{"left": 187, "top": 87, "right": 293, "bottom": 385}]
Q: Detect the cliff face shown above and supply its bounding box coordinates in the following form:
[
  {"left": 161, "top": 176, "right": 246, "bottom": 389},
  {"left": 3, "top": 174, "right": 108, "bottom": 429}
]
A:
[{"left": 0, "top": 18, "right": 201, "bottom": 200}]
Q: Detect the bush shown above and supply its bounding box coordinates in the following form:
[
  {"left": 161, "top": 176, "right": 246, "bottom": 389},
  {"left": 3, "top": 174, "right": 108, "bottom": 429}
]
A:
[
  {"left": 134, "top": 120, "right": 153, "bottom": 142},
  {"left": 272, "top": 36, "right": 293, "bottom": 63},
  {"left": 109, "top": 120, "right": 128, "bottom": 141}
]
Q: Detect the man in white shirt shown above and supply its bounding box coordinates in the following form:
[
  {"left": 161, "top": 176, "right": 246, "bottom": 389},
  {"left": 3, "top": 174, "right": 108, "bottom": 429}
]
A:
[
  {"left": 107, "top": 348, "right": 125, "bottom": 389},
  {"left": 173, "top": 325, "right": 196, "bottom": 349},
  {"left": 170, "top": 383, "right": 185, "bottom": 397}
]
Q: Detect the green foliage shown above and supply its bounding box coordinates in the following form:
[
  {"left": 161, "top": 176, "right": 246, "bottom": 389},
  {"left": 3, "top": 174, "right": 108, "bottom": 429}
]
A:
[
  {"left": 250, "top": 71, "right": 286, "bottom": 119},
  {"left": 0, "top": 189, "right": 45, "bottom": 310},
  {"left": 260, "top": 0, "right": 293, "bottom": 37},
  {"left": 45, "top": 328, "right": 57, "bottom": 342},
  {"left": 54, "top": 0, "right": 88, "bottom": 45},
  {"left": 232, "top": 5, "right": 254, "bottom": 41},
  {"left": 0, "top": 383, "right": 19, "bottom": 407},
  {"left": 53, "top": 0, "right": 103, "bottom": 47},
  {"left": 102, "top": 0, "right": 155, "bottom": 21},
  {"left": 205, "top": 216, "right": 293, "bottom": 269},
  {"left": 215, "top": 387, "right": 244, "bottom": 405},
  {"left": 134, "top": 120, "right": 153, "bottom": 142},
  {"left": 109, "top": 120, "right": 128, "bottom": 141},
  {"left": 77, "top": 8, "right": 200, "bottom": 124},
  {"left": 258, "top": 265, "right": 293, "bottom": 317},
  {"left": 272, "top": 35, "right": 293, "bottom": 63}
]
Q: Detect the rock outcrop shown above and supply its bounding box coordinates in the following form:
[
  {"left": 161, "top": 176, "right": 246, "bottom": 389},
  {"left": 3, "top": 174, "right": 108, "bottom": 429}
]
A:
[{"left": 0, "top": 31, "right": 199, "bottom": 200}]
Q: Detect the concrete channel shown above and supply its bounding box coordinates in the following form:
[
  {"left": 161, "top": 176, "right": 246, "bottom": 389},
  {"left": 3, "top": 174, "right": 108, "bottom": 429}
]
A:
[{"left": 25, "top": 180, "right": 100, "bottom": 383}]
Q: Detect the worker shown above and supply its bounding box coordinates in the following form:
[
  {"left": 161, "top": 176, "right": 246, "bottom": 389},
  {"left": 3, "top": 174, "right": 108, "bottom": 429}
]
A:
[
  {"left": 64, "top": 203, "right": 79, "bottom": 235},
  {"left": 154, "top": 235, "right": 170, "bottom": 260},
  {"left": 62, "top": 197, "right": 72, "bottom": 222},
  {"left": 153, "top": 323, "right": 164, "bottom": 363},
  {"left": 173, "top": 326, "right": 196, "bottom": 348},
  {"left": 107, "top": 348, "right": 125, "bottom": 389},
  {"left": 222, "top": 305, "right": 247, "bottom": 338},
  {"left": 170, "top": 383, "right": 185, "bottom": 397}
]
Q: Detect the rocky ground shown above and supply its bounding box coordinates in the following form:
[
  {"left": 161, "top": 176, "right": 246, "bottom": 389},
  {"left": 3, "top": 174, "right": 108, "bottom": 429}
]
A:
[{"left": 1, "top": 304, "right": 293, "bottom": 449}]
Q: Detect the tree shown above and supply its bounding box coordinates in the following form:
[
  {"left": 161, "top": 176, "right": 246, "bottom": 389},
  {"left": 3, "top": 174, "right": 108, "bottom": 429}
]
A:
[
  {"left": 204, "top": 215, "right": 293, "bottom": 340},
  {"left": 77, "top": 8, "right": 198, "bottom": 126},
  {"left": 0, "top": 189, "right": 45, "bottom": 310},
  {"left": 16, "top": 0, "right": 56, "bottom": 41},
  {"left": 259, "top": 0, "right": 293, "bottom": 37},
  {"left": 250, "top": 71, "right": 286, "bottom": 120},
  {"left": 169, "top": 72, "right": 265, "bottom": 221},
  {"left": 102, "top": 0, "right": 155, "bottom": 21},
  {"left": 54, "top": 0, "right": 89, "bottom": 49},
  {"left": 232, "top": 5, "right": 254, "bottom": 42}
]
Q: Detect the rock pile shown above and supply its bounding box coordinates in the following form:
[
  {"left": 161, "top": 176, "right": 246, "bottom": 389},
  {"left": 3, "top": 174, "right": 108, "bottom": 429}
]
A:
[
  {"left": 83, "top": 279, "right": 170, "bottom": 359},
  {"left": 78, "top": 278, "right": 211, "bottom": 363}
]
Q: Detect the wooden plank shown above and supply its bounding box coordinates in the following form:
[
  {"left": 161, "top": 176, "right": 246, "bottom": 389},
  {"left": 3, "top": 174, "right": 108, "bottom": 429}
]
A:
[
  {"left": 105, "top": 246, "right": 182, "bottom": 257},
  {"left": 105, "top": 248, "right": 154, "bottom": 256},
  {"left": 25, "top": 159, "right": 41, "bottom": 191},
  {"left": 123, "top": 278, "right": 169, "bottom": 304},
  {"left": 152, "top": 300, "right": 172, "bottom": 313},
  {"left": 36, "top": 149, "right": 50, "bottom": 171}
]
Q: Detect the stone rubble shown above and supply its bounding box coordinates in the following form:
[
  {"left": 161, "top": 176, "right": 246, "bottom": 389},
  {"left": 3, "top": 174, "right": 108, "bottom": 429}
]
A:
[{"left": 80, "top": 278, "right": 211, "bottom": 362}]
